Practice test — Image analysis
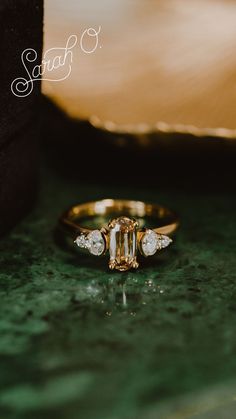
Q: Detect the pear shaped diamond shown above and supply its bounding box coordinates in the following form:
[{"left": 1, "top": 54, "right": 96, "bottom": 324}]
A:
[
  {"left": 141, "top": 230, "right": 172, "bottom": 256},
  {"left": 141, "top": 230, "right": 159, "bottom": 256},
  {"left": 87, "top": 230, "right": 105, "bottom": 256},
  {"left": 75, "top": 230, "right": 105, "bottom": 256}
]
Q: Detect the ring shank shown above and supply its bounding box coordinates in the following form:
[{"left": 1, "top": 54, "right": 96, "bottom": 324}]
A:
[{"left": 59, "top": 199, "right": 179, "bottom": 237}]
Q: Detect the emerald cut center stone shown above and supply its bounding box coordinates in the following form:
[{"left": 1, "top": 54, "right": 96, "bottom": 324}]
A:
[{"left": 108, "top": 217, "right": 139, "bottom": 271}]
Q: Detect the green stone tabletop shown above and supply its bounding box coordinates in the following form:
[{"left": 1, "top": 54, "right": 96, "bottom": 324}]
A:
[{"left": 0, "top": 157, "right": 236, "bottom": 419}]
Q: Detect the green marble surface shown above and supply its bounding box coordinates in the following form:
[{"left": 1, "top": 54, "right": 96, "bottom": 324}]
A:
[{"left": 0, "top": 163, "right": 236, "bottom": 419}]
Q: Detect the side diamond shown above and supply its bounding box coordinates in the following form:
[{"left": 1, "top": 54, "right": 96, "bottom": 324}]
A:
[
  {"left": 75, "top": 234, "right": 87, "bottom": 248},
  {"left": 141, "top": 230, "right": 172, "bottom": 256},
  {"left": 75, "top": 230, "right": 105, "bottom": 256},
  {"left": 159, "top": 235, "right": 172, "bottom": 249},
  {"left": 87, "top": 230, "right": 105, "bottom": 256},
  {"left": 141, "top": 230, "right": 159, "bottom": 256}
]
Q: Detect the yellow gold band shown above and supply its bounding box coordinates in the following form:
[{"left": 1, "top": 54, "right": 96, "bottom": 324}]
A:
[{"left": 60, "top": 198, "right": 179, "bottom": 236}]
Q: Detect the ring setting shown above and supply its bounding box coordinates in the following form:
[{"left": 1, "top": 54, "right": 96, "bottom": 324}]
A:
[{"left": 60, "top": 199, "right": 178, "bottom": 272}]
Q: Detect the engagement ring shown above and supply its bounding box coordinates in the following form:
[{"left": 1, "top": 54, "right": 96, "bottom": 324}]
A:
[{"left": 59, "top": 199, "right": 179, "bottom": 271}]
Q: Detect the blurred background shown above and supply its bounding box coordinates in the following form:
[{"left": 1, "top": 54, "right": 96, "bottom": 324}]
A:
[
  {"left": 43, "top": 0, "right": 236, "bottom": 136},
  {"left": 1, "top": 2, "right": 236, "bottom": 419},
  {"left": 41, "top": 0, "right": 236, "bottom": 192}
]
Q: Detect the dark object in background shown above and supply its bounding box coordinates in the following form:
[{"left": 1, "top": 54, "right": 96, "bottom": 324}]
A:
[
  {"left": 0, "top": 0, "right": 43, "bottom": 236},
  {"left": 42, "top": 97, "right": 236, "bottom": 194}
]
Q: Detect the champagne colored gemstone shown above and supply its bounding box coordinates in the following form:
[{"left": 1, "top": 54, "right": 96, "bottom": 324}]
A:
[
  {"left": 75, "top": 234, "right": 87, "bottom": 249},
  {"left": 109, "top": 217, "right": 138, "bottom": 271}
]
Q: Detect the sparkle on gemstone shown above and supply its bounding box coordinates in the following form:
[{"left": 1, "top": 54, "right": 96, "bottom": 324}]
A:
[
  {"left": 159, "top": 235, "right": 172, "bottom": 249},
  {"left": 87, "top": 230, "right": 105, "bottom": 256},
  {"left": 75, "top": 234, "right": 87, "bottom": 248},
  {"left": 109, "top": 217, "right": 138, "bottom": 271},
  {"left": 75, "top": 230, "right": 105, "bottom": 256},
  {"left": 141, "top": 230, "right": 159, "bottom": 256},
  {"left": 141, "top": 230, "right": 172, "bottom": 256}
]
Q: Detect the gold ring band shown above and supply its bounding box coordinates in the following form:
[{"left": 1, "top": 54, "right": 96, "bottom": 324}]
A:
[{"left": 59, "top": 199, "right": 179, "bottom": 271}]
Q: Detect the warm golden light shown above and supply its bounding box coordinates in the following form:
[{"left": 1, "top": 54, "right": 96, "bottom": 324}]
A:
[{"left": 43, "top": 0, "right": 236, "bottom": 137}]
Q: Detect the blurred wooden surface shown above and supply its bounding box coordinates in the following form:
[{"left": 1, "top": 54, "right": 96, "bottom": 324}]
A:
[{"left": 43, "top": 0, "right": 236, "bottom": 137}]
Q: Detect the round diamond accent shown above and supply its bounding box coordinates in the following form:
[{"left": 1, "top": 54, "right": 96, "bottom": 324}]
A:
[
  {"left": 160, "top": 235, "right": 172, "bottom": 249},
  {"left": 87, "top": 230, "right": 105, "bottom": 256},
  {"left": 141, "top": 230, "right": 159, "bottom": 256},
  {"left": 75, "top": 234, "right": 87, "bottom": 248}
]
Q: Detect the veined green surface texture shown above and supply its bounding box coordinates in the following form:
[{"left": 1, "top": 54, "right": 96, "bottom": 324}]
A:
[{"left": 0, "top": 165, "right": 236, "bottom": 419}]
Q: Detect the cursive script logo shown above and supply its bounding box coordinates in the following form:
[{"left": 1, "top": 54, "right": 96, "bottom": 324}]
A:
[{"left": 11, "top": 26, "right": 101, "bottom": 97}]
